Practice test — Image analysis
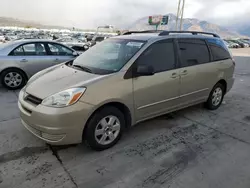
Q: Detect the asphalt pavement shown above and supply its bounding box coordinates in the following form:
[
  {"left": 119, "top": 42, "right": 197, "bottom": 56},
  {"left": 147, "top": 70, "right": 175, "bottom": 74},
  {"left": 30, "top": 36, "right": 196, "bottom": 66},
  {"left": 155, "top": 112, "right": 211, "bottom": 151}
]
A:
[{"left": 1, "top": 51, "right": 250, "bottom": 188}]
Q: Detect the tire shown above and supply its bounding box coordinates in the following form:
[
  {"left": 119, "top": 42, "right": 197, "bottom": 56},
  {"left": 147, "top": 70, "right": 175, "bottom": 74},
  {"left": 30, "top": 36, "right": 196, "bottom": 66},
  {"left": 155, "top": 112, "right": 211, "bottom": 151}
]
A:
[
  {"left": 205, "top": 83, "right": 225, "bottom": 110},
  {"left": 84, "top": 106, "right": 125, "bottom": 151},
  {"left": 0, "top": 68, "right": 26, "bottom": 90}
]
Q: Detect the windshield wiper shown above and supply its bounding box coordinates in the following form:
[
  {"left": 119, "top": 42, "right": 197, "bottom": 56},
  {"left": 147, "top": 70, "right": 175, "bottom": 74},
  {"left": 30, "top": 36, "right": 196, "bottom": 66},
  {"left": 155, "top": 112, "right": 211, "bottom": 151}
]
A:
[{"left": 72, "top": 64, "right": 92, "bottom": 73}]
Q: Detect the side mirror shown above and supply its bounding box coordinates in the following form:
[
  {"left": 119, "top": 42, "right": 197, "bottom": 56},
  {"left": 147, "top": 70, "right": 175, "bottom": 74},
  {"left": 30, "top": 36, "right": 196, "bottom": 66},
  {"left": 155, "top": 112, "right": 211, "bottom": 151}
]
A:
[
  {"left": 73, "top": 51, "right": 79, "bottom": 56},
  {"left": 136, "top": 65, "right": 154, "bottom": 76}
]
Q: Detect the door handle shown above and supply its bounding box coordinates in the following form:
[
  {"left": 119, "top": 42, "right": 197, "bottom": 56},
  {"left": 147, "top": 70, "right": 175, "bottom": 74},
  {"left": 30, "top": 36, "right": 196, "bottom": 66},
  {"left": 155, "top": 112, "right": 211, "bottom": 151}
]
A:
[
  {"left": 20, "top": 59, "right": 28, "bottom": 63},
  {"left": 54, "top": 58, "right": 60, "bottom": 62},
  {"left": 171, "top": 72, "right": 178, "bottom": 78},
  {"left": 180, "top": 70, "right": 188, "bottom": 75}
]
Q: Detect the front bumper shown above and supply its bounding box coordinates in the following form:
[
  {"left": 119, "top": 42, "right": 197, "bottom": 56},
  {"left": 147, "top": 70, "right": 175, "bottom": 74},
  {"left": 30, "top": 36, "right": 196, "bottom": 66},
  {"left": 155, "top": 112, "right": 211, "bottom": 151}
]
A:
[{"left": 18, "top": 89, "right": 94, "bottom": 145}]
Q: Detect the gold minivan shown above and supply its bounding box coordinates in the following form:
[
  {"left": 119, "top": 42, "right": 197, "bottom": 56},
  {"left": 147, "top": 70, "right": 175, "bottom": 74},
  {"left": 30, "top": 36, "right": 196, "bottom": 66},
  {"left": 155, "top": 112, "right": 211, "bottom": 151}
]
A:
[{"left": 18, "top": 31, "right": 235, "bottom": 150}]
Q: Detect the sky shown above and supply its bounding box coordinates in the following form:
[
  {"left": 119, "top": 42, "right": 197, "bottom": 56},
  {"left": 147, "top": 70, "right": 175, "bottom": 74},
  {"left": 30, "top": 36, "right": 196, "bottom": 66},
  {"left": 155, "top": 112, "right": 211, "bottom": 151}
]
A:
[{"left": 1, "top": 0, "right": 250, "bottom": 29}]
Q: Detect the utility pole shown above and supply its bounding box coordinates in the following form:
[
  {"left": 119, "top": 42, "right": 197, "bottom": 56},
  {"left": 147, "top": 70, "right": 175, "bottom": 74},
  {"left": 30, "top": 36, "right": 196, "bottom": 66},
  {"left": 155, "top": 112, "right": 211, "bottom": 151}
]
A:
[{"left": 176, "top": 0, "right": 186, "bottom": 31}]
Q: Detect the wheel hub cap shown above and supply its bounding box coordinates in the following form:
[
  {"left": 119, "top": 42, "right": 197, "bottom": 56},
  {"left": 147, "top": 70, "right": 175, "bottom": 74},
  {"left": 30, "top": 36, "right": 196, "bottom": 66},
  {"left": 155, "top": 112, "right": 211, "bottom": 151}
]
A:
[
  {"left": 95, "top": 115, "right": 121, "bottom": 145},
  {"left": 212, "top": 87, "right": 223, "bottom": 106},
  {"left": 4, "top": 72, "right": 22, "bottom": 88}
]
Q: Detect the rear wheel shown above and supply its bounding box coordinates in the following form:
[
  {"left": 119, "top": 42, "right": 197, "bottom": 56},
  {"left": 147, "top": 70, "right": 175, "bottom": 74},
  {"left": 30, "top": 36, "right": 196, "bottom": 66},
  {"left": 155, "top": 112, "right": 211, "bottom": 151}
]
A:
[
  {"left": 0, "top": 68, "right": 26, "bottom": 90},
  {"left": 84, "top": 106, "right": 125, "bottom": 151},
  {"left": 205, "top": 83, "right": 225, "bottom": 110}
]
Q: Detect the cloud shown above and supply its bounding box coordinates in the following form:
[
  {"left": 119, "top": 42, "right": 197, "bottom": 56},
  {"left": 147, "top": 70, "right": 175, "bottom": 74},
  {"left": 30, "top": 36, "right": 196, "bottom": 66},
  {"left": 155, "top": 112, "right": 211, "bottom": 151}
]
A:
[
  {"left": 0, "top": 0, "right": 250, "bottom": 28},
  {"left": 192, "top": 0, "right": 250, "bottom": 25}
]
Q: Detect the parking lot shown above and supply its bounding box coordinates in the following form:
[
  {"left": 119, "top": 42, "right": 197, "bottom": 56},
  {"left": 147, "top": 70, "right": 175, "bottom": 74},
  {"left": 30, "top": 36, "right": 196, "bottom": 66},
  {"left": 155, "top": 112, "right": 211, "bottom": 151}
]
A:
[{"left": 1, "top": 49, "right": 250, "bottom": 188}]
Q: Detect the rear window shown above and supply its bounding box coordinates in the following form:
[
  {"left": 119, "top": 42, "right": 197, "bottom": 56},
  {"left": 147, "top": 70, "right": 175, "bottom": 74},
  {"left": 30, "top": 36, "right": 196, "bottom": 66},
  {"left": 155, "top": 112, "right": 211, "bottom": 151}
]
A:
[{"left": 207, "top": 38, "right": 231, "bottom": 61}]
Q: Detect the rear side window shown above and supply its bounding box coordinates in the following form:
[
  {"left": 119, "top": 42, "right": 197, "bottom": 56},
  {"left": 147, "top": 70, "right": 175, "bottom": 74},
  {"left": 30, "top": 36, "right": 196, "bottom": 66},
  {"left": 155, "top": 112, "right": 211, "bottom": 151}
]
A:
[
  {"left": 136, "top": 40, "right": 175, "bottom": 73},
  {"left": 11, "top": 46, "right": 25, "bottom": 56},
  {"left": 178, "top": 39, "right": 210, "bottom": 67},
  {"left": 207, "top": 38, "right": 231, "bottom": 61}
]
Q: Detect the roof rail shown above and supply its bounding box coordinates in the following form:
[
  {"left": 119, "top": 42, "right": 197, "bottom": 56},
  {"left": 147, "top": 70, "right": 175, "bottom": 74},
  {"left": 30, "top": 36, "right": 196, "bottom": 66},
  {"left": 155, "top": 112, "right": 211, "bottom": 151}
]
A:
[
  {"left": 159, "top": 31, "right": 220, "bottom": 38},
  {"left": 123, "top": 30, "right": 164, "bottom": 35}
]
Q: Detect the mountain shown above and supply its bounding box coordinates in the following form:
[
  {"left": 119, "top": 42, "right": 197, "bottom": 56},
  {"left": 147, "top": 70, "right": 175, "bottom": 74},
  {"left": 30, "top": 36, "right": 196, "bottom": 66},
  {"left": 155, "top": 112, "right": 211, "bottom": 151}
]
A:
[
  {"left": 128, "top": 14, "right": 244, "bottom": 38},
  {"left": 227, "top": 23, "right": 250, "bottom": 37},
  {"left": 0, "top": 17, "right": 68, "bottom": 29},
  {"left": 238, "top": 26, "right": 250, "bottom": 37}
]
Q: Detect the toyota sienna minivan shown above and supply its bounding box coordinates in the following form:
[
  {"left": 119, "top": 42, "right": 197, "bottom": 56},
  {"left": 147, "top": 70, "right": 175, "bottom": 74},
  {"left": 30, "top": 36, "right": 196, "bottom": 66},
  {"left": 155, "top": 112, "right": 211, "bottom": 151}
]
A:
[{"left": 18, "top": 31, "right": 235, "bottom": 150}]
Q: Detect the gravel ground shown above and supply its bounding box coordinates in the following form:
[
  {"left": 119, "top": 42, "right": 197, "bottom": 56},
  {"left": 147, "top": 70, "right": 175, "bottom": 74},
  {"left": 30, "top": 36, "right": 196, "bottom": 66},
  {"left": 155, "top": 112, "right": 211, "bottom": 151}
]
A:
[{"left": 0, "top": 49, "right": 250, "bottom": 188}]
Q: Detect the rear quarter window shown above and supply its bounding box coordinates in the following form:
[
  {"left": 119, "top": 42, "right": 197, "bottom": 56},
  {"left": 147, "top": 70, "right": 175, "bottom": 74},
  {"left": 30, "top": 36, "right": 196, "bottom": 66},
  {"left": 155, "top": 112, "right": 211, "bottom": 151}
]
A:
[{"left": 207, "top": 38, "right": 231, "bottom": 61}]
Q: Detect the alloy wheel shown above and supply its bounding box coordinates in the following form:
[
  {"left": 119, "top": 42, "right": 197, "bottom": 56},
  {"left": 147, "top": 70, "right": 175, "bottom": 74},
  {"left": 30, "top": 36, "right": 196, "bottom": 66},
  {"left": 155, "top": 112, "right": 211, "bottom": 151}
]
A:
[{"left": 94, "top": 115, "right": 121, "bottom": 145}]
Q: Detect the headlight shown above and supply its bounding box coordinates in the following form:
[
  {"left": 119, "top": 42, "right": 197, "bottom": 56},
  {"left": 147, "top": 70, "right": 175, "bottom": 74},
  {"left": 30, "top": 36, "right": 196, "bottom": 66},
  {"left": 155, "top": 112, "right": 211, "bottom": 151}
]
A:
[{"left": 42, "top": 88, "right": 86, "bottom": 108}]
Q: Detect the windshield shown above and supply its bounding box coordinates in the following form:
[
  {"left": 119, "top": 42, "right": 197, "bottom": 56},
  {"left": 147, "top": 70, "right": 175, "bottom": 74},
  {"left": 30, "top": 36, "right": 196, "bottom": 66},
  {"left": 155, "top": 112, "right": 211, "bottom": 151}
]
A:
[{"left": 73, "top": 38, "right": 145, "bottom": 74}]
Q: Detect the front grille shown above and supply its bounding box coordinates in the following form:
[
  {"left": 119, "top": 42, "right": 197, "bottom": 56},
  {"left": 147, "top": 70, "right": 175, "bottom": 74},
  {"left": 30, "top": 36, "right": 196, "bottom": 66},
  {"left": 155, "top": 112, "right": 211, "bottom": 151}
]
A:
[{"left": 25, "top": 94, "right": 42, "bottom": 105}]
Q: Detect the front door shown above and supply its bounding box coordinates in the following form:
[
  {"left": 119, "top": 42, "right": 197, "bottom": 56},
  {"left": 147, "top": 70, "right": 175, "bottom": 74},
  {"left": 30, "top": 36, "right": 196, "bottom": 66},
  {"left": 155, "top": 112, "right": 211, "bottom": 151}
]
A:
[
  {"left": 133, "top": 39, "right": 180, "bottom": 121},
  {"left": 46, "top": 43, "right": 75, "bottom": 65}
]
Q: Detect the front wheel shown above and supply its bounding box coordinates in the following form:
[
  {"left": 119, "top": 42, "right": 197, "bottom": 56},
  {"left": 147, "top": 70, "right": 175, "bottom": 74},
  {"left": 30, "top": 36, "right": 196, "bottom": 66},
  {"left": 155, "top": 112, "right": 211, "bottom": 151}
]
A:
[
  {"left": 84, "top": 106, "right": 125, "bottom": 151},
  {"left": 1, "top": 69, "right": 26, "bottom": 90},
  {"left": 205, "top": 83, "right": 225, "bottom": 110}
]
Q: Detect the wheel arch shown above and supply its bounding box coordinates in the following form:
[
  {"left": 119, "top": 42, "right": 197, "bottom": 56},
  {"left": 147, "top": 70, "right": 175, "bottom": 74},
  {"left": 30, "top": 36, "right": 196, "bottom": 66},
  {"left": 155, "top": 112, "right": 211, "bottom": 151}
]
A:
[
  {"left": 0, "top": 67, "right": 29, "bottom": 81},
  {"left": 82, "top": 101, "right": 132, "bottom": 139},
  {"left": 217, "top": 79, "right": 227, "bottom": 93}
]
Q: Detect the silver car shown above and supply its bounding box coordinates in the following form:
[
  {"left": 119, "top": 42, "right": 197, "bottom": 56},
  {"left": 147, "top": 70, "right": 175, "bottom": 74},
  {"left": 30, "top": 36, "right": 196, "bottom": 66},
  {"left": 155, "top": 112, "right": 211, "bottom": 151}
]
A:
[{"left": 0, "top": 39, "right": 78, "bottom": 89}]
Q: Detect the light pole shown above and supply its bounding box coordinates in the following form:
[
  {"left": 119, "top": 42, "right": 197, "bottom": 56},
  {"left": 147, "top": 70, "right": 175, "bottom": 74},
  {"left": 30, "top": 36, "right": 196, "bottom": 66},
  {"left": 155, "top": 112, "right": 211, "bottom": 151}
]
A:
[{"left": 176, "top": 0, "right": 186, "bottom": 31}]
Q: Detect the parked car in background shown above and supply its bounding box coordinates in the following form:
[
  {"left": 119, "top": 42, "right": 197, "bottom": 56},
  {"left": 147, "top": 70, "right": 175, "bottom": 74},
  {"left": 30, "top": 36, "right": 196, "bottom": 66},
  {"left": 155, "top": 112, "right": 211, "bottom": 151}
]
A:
[
  {"left": 228, "top": 41, "right": 240, "bottom": 48},
  {"left": 242, "top": 38, "right": 250, "bottom": 44},
  {"left": 86, "top": 34, "right": 95, "bottom": 42},
  {"left": 0, "top": 39, "right": 78, "bottom": 89},
  {"left": 88, "top": 35, "right": 108, "bottom": 47},
  {"left": 56, "top": 37, "right": 89, "bottom": 52},
  {"left": 238, "top": 40, "right": 249, "bottom": 47},
  {"left": 238, "top": 39, "right": 250, "bottom": 46},
  {"left": 0, "top": 35, "right": 5, "bottom": 43},
  {"left": 229, "top": 40, "right": 245, "bottom": 48},
  {"left": 224, "top": 40, "right": 240, "bottom": 48},
  {"left": 4, "top": 35, "right": 18, "bottom": 41},
  {"left": 18, "top": 31, "right": 235, "bottom": 150}
]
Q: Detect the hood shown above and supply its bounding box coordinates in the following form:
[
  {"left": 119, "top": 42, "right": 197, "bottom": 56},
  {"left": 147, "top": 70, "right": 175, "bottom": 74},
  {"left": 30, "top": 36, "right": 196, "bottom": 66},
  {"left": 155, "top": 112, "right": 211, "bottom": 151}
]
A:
[{"left": 26, "top": 64, "right": 107, "bottom": 99}]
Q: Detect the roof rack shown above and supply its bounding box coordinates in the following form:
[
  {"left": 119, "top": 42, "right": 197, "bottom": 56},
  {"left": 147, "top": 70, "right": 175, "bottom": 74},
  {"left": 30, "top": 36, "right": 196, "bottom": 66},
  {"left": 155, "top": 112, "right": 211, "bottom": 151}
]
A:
[
  {"left": 159, "top": 31, "right": 220, "bottom": 38},
  {"left": 123, "top": 30, "right": 164, "bottom": 35},
  {"left": 122, "top": 30, "right": 220, "bottom": 38}
]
